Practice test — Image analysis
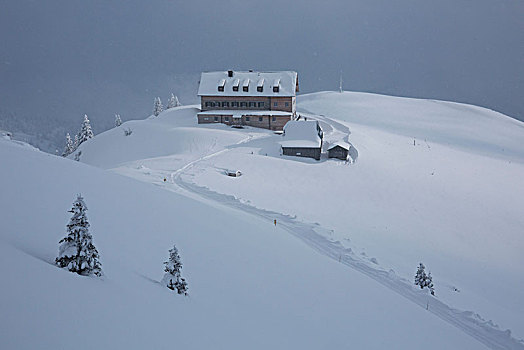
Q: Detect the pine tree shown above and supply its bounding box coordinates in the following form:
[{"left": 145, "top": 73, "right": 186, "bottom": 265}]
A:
[
  {"left": 115, "top": 114, "right": 122, "bottom": 127},
  {"left": 153, "top": 97, "right": 164, "bottom": 116},
  {"left": 415, "top": 262, "right": 435, "bottom": 295},
  {"left": 167, "top": 94, "right": 180, "bottom": 109},
  {"left": 74, "top": 134, "right": 79, "bottom": 149},
  {"left": 77, "top": 114, "right": 94, "bottom": 145},
  {"left": 62, "top": 133, "right": 75, "bottom": 157},
  {"left": 415, "top": 263, "right": 427, "bottom": 289},
  {"left": 162, "top": 245, "right": 188, "bottom": 295},
  {"left": 56, "top": 195, "right": 102, "bottom": 277},
  {"left": 426, "top": 272, "right": 435, "bottom": 295}
]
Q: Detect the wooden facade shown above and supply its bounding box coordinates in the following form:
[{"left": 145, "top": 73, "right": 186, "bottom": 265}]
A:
[
  {"left": 282, "top": 147, "right": 321, "bottom": 161},
  {"left": 328, "top": 145, "right": 349, "bottom": 160}
]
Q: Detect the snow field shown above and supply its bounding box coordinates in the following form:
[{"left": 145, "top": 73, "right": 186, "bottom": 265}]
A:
[
  {"left": 0, "top": 138, "right": 488, "bottom": 349},
  {"left": 6, "top": 91, "right": 524, "bottom": 348}
]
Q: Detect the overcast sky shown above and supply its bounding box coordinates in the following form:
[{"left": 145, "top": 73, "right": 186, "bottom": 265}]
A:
[{"left": 1, "top": 0, "right": 523, "bottom": 150}]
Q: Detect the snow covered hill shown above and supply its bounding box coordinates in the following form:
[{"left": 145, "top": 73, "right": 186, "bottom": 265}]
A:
[{"left": 2, "top": 92, "right": 523, "bottom": 349}]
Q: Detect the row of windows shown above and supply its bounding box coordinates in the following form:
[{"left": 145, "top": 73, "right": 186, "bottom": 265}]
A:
[
  {"left": 204, "top": 101, "right": 290, "bottom": 108},
  {"left": 205, "top": 101, "right": 264, "bottom": 108},
  {"left": 208, "top": 116, "right": 278, "bottom": 122},
  {"left": 218, "top": 86, "right": 279, "bottom": 93}
]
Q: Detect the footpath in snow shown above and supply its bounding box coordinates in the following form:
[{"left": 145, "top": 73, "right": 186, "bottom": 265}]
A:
[{"left": 157, "top": 117, "right": 523, "bottom": 350}]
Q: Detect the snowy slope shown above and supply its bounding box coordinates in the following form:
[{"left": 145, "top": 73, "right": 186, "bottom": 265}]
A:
[
  {"left": 74, "top": 96, "right": 524, "bottom": 347},
  {"left": 299, "top": 91, "right": 524, "bottom": 161},
  {"left": 3, "top": 92, "right": 524, "bottom": 349},
  {"left": 1, "top": 132, "right": 494, "bottom": 349},
  {"left": 174, "top": 92, "right": 524, "bottom": 342}
]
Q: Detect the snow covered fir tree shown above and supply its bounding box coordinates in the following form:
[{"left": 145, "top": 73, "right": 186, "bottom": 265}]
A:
[
  {"left": 77, "top": 114, "right": 94, "bottom": 146},
  {"left": 415, "top": 263, "right": 435, "bottom": 295},
  {"left": 167, "top": 93, "right": 181, "bottom": 109},
  {"left": 115, "top": 114, "right": 122, "bottom": 127},
  {"left": 56, "top": 195, "right": 102, "bottom": 277},
  {"left": 153, "top": 97, "right": 164, "bottom": 116},
  {"left": 62, "top": 132, "right": 75, "bottom": 157},
  {"left": 162, "top": 245, "right": 188, "bottom": 295}
]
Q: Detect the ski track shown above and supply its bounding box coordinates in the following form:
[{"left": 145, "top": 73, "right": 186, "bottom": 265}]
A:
[{"left": 119, "top": 118, "right": 523, "bottom": 350}]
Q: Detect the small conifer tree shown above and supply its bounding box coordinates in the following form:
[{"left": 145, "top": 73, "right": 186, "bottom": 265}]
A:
[
  {"left": 56, "top": 195, "right": 102, "bottom": 277},
  {"left": 62, "top": 133, "right": 75, "bottom": 157},
  {"left": 162, "top": 245, "right": 188, "bottom": 295},
  {"left": 415, "top": 263, "right": 427, "bottom": 289},
  {"left": 115, "top": 114, "right": 122, "bottom": 127},
  {"left": 427, "top": 272, "right": 435, "bottom": 295},
  {"left": 153, "top": 97, "right": 164, "bottom": 116},
  {"left": 77, "top": 114, "right": 94, "bottom": 145},
  {"left": 167, "top": 93, "right": 181, "bottom": 109},
  {"left": 415, "top": 262, "right": 435, "bottom": 295}
]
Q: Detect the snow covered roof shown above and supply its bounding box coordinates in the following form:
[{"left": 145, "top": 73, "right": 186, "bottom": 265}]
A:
[
  {"left": 198, "top": 71, "right": 298, "bottom": 97},
  {"left": 281, "top": 120, "right": 322, "bottom": 148},
  {"left": 327, "top": 141, "right": 350, "bottom": 151},
  {"left": 198, "top": 110, "right": 292, "bottom": 116}
]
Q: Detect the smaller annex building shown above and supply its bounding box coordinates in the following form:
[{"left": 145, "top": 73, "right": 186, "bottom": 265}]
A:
[
  {"left": 197, "top": 70, "right": 298, "bottom": 131},
  {"left": 281, "top": 120, "right": 323, "bottom": 160},
  {"left": 328, "top": 142, "right": 350, "bottom": 160}
]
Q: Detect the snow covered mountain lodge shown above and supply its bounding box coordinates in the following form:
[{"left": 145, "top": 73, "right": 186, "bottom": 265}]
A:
[{"left": 197, "top": 70, "right": 298, "bottom": 131}]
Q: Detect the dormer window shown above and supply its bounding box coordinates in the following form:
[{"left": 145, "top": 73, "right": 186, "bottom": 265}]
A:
[
  {"left": 273, "top": 79, "right": 280, "bottom": 93},
  {"left": 257, "top": 78, "right": 264, "bottom": 92},
  {"left": 218, "top": 79, "right": 225, "bottom": 92},
  {"left": 232, "top": 79, "right": 240, "bottom": 92},
  {"left": 243, "top": 79, "right": 250, "bottom": 92}
]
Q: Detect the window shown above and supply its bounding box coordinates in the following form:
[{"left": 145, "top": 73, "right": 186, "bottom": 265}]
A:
[
  {"left": 274, "top": 102, "right": 278, "bottom": 107},
  {"left": 243, "top": 86, "right": 249, "bottom": 92},
  {"left": 257, "top": 86, "right": 263, "bottom": 92},
  {"left": 233, "top": 86, "right": 239, "bottom": 92},
  {"left": 214, "top": 116, "right": 218, "bottom": 122},
  {"left": 222, "top": 101, "right": 229, "bottom": 107},
  {"left": 285, "top": 102, "right": 289, "bottom": 107},
  {"left": 204, "top": 117, "right": 209, "bottom": 121},
  {"left": 246, "top": 116, "right": 250, "bottom": 121},
  {"left": 218, "top": 86, "right": 224, "bottom": 92},
  {"left": 225, "top": 117, "right": 229, "bottom": 122},
  {"left": 205, "top": 102, "right": 211, "bottom": 107},
  {"left": 249, "top": 102, "right": 256, "bottom": 107},
  {"left": 209, "top": 102, "right": 215, "bottom": 107},
  {"left": 240, "top": 102, "right": 247, "bottom": 107},
  {"left": 273, "top": 86, "right": 279, "bottom": 93},
  {"left": 232, "top": 102, "right": 238, "bottom": 107},
  {"left": 259, "top": 117, "right": 263, "bottom": 122},
  {"left": 258, "top": 102, "right": 264, "bottom": 107},
  {"left": 272, "top": 116, "right": 276, "bottom": 122}
]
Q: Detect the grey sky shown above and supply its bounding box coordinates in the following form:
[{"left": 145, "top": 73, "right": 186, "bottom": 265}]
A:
[{"left": 1, "top": 0, "right": 523, "bottom": 151}]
